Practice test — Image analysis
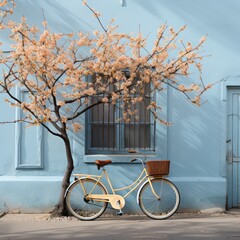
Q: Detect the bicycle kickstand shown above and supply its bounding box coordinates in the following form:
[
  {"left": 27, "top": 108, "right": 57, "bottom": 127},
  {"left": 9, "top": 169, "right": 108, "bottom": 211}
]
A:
[{"left": 116, "top": 200, "right": 124, "bottom": 216}]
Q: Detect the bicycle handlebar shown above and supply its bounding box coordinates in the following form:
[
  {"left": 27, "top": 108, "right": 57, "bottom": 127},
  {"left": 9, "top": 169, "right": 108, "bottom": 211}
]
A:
[
  {"left": 131, "top": 158, "right": 144, "bottom": 162},
  {"left": 130, "top": 158, "right": 144, "bottom": 163},
  {"left": 128, "top": 150, "right": 147, "bottom": 168}
]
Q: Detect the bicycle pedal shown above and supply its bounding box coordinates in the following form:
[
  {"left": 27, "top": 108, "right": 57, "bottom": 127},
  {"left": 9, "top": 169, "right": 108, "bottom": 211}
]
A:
[{"left": 116, "top": 212, "right": 123, "bottom": 216}]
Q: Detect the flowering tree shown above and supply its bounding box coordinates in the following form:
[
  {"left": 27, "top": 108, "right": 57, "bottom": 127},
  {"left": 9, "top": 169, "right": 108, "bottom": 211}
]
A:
[{"left": 0, "top": 1, "right": 210, "bottom": 216}]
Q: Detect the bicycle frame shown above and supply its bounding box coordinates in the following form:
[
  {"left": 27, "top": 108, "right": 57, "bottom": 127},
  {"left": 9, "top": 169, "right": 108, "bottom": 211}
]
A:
[{"left": 72, "top": 166, "right": 161, "bottom": 210}]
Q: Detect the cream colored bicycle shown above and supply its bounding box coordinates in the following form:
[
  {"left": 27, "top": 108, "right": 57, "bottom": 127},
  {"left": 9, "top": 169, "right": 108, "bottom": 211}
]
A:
[{"left": 65, "top": 155, "right": 180, "bottom": 221}]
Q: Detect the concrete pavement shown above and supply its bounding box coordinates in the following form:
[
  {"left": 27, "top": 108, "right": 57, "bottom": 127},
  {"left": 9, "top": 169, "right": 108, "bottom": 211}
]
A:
[{"left": 0, "top": 211, "right": 240, "bottom": 239}]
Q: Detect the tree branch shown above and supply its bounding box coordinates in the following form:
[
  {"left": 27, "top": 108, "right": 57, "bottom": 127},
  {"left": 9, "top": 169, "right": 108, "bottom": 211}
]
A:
[{"left": 67, "top": 101, "right": 102, "bottom": 121}]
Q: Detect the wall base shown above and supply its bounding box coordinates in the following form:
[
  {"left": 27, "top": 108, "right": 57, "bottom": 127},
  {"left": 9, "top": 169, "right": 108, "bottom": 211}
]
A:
[{"left": 0, "top": 176, "right": 227, "bottom": 213}]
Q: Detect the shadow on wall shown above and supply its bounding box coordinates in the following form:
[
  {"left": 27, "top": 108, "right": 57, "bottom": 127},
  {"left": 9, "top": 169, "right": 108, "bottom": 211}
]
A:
[
  {"left": 135, "top": 0, "right": 240, "bottom": 53},
  {"left": 176, "top": 177, "right": 226, "bottom": 211},
  {"left": 5, "top": 0, "right": 92, "bottom": 34},
  {"left": 167, "top": 85, "right": 223, "bottom": 178},
  {"left": 5, "top": 0, "right": 240, "bottom": 54}
]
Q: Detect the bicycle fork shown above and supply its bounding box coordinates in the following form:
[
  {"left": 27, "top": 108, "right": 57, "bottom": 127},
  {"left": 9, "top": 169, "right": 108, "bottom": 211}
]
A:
[
  {"left": 136, "top": 178, "right": 161, "bottom": 205},
  {"left": 148, "top": 179, "right": 161, "bottom": 200}
]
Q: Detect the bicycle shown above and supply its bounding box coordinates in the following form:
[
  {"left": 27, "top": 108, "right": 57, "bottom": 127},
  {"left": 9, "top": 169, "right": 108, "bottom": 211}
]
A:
[{"left": 64, "top": 153, "right": 180, "bottom": 221}]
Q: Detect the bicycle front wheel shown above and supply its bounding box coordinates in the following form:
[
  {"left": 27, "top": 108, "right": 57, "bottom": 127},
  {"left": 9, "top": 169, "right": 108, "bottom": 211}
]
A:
[
  {"left": 65, "top": 178, "right": 108, "bottom": 221},
  {"left": 139, "top": 178, "right": 180, "bottom": 220}
]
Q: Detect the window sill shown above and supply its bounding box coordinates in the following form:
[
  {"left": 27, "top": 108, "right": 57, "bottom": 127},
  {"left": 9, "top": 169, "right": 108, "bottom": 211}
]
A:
[{"left": 84, "top": 154, "right": 157, "bottom": 163}]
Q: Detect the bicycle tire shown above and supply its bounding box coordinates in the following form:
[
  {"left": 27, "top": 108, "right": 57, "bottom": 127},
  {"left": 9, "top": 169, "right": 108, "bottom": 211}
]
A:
[
  {"left": 65, "top": 178, "right": 108, "bottom": 221},
  {"left": 138, "top": 178, "right": 180, "bottom": 220}
]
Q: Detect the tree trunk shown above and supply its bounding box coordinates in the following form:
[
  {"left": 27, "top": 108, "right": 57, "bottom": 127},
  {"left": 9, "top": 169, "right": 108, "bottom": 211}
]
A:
[{"left": 50, "top": 134, "right": 74, "bottom": 218}]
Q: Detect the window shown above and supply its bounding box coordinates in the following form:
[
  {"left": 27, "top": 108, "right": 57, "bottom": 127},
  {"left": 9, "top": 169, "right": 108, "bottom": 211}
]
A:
[
  {"left": 15, "top": 88, "right": 44, "bottom": 169},
  {"left": 85, "top": 77, "right": 156, "bottom": 154}
]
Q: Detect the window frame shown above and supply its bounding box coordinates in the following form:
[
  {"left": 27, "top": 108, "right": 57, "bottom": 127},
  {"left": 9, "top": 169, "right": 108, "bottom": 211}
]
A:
[
  {"left": 85, "top": 76, "right": 156, "bottom": 155},
  {"left": 15, "top": 87, "right": 44, "bottom": 169}
]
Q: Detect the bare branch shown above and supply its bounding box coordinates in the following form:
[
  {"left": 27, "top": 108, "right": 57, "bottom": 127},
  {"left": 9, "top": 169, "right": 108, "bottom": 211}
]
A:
[{"left": 83, "top": 1, "right": 107, "bottom": 33}]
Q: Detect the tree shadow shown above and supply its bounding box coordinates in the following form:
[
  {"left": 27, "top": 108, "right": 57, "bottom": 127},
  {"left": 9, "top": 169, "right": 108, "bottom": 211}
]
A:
[
  {"left": 134, "top": 0, "right": 240, "bottom": 53},
  {"left": 11, "top": 0, "right": 92, "bottom": 33}
]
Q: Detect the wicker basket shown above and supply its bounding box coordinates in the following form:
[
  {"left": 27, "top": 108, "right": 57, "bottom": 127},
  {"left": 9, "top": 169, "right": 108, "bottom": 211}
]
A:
[{"left": 146, "top": 160, "right": 170, "bottom": 176}]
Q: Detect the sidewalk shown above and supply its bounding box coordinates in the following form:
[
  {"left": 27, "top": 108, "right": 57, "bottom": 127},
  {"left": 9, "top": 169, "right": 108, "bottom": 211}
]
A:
[{"left": 0, "top": 211, "right": 240, "bottom": 240}]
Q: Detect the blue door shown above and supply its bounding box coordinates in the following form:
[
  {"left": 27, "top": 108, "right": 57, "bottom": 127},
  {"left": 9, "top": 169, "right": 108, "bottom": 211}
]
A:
[{"left": 227, "top": 88, "right": 240, "bottom": 208}]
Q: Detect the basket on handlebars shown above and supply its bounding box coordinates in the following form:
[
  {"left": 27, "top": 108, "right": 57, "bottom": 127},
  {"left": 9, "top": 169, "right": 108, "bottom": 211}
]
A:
[{"left": 146, "top": 160, "right": 170, "bottom": 176}]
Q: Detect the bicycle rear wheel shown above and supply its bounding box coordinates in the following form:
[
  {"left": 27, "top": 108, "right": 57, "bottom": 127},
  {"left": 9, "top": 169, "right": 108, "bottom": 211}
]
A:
[
  {"left": 139, "top": 178, "right": 180, "bottom": 220},
  {"left": 65, "top": 178, "right": 108, "bottom": 221}
]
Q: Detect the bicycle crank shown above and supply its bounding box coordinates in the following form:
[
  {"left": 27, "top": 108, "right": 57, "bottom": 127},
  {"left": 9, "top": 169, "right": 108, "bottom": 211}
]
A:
[{"left": 110, "top": 196, "right": 125, "bottom": 210}]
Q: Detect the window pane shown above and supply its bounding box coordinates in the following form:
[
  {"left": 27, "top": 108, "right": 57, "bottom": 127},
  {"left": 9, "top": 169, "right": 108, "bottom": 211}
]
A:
[
  {"left": 91, "top": 103, "right": 115, "bottom": 123},
  {"left": 124, "top": 99, "right": 151, "bottom": 149},
  {"left": 91, "top": 124, "right": 115, "bottom": 148},
  {"left": 124, "top": 124, "right": 151, "bottom": 149},
  {"left": 90, "top": 103, "right": 116, "bottom": 149}
]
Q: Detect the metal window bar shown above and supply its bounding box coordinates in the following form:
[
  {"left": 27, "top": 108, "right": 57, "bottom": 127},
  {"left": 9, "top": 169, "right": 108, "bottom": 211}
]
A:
[
  {"left": 108, "top": 103, "right": 110, "bottom": 150},
  {"left": 102, "top": 101, "right": 104, "bottom": 149},
  {"left": 134, "top": 98, "right": 136, "bottom": 149},
  {"left": 97, "top": 100, "right": 100, "bottom": 149},
  {"left": 87, "top": 109, "right": 155, "bottom": 153},
  {"left": 144, "top": 100, "right": 147, "bottom": 149}
]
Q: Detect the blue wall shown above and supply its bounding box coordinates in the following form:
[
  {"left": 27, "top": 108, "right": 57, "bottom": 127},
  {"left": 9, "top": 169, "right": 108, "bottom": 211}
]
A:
[{"left": 1, "top": 0, "right": 240, "bottom": 213}]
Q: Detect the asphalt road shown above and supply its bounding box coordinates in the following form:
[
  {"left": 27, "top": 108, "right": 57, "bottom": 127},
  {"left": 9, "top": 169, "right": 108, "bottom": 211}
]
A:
[{"left": 0, "top": 212, "right": 240, "bottom": 240}]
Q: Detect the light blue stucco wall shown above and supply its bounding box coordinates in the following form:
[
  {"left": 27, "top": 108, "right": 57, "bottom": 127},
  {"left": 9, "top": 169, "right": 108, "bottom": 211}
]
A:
[{"left": 1, "top": 0, "right": 240, "bottom": 213}]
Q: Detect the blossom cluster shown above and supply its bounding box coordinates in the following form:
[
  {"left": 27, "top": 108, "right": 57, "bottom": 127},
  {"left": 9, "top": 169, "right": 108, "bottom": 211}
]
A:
[
  {"left": 0, "top": 1, "right": 209, "bottom": 132},
  {"left": 0, "top": 0, "right": 14, "bottom": 29}
]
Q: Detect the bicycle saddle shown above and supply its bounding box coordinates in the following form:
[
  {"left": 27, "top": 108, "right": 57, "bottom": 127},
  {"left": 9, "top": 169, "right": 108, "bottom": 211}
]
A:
[{"left": 95, "top": 160, "right": 112, "bottom": 170}]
